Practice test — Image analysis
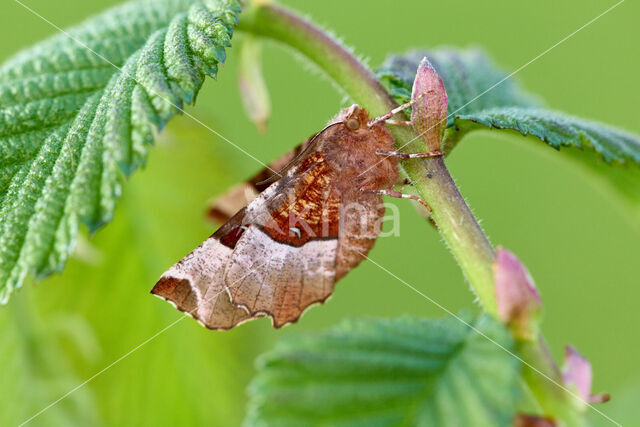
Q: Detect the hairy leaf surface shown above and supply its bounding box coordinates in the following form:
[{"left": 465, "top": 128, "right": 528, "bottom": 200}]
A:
[
  {"left": 0, "top": 0, "right": 241, "bottom": 302},
  {"left": 247, "top": 315, "right": 521, "bottom": 427},
  {"left": 456, "top": 107, "right": 640, "bottom": 165}
]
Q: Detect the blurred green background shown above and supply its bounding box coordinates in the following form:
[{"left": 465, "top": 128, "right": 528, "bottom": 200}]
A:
[{"left": 1, "top": 0, "right": 639, "bottom": 425}]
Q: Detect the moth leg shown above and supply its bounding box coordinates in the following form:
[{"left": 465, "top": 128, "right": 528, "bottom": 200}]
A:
[
  {"left": 361, "top": 188, "right": 432, "bottom": 213},
  {"left": 385, "top": 120, "right": 412, "bottom": 126},
  {"left": 376, "top": 149, "right": 445, "bottom": 159},
  {"left": 368, "top": 89, "right": 434, "bottom": 127}
]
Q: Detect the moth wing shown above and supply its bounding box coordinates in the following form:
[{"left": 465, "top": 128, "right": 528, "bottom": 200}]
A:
[
  {"left": 225, "top": 155, "right": 344, "bottom": 327},
  {"left": 152, "top": 138, "right": 321, "bottom": 330},
  {"left": 207, "top": 140, "right": 310, "bottom": 224},
  {"left": 226, "top": 225, "right": 338, "bottom": 328},
  {"left": 334, "top": 195, "right": 386, "bottom": 280},
  {"left": 151, "top": 212, "right": 253, "bottom": 330}
]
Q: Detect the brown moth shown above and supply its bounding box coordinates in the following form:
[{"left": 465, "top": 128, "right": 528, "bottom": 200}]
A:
[{"left": 152, "top": 103, "right": 439, "bottom": 329}]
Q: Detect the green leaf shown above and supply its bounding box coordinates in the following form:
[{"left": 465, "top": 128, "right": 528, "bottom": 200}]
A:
[
  {"left": 246, "top": 314, "right": 522, "bottom": 427},
  {"left": 0, "top": 0, "right": 241, "bottom": 303},
  {"left": 455, "top": 107, "right": 640, "bottom": 165},
  {"left": 377, "top": 48, "right": 540, "bottom": 126}
]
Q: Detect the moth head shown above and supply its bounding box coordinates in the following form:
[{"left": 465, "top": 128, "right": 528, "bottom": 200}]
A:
[
  {"left": 346, "top": 117, "right": 360, "bottom": 131},
  {"left": 340, "top": 105, "right": 369, "bottom": 132}
]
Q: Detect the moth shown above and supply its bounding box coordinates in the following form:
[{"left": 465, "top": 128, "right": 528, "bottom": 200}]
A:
[{"left": 152, "top": 101, "right": 441, "bottom": 330}]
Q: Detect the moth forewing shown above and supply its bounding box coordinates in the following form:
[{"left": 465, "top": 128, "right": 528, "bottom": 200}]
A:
[
  {"left": 153, "top": 105, "right": 400, "bottom": 329},
  {"left": 151, "top": 225, "right": 253, "bottom": 330}
]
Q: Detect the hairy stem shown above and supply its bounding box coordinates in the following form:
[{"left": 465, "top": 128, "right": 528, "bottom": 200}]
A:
[
  {"left": 518, "top": 338, "right": 583, "bottom": 425},
  {"left": 238, "top": 2, "right": 578, "bottom": 422}
]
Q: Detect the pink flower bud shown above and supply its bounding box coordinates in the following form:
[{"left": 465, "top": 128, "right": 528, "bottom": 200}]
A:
[
  {"left": 562, "top": 346, "right": 591, "bottom": 401},
  {"left": 493, "top": 247, "right": 542, "bottom": 339},
  {"left": 562, "top": 346, "right": 610, "bottom": 405},
  {"left": 411, "top": 58, "right": 449, "bottom": 152}
]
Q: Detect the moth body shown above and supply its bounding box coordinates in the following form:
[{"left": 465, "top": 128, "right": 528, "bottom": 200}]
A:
[{"left": 152, "top": 105, "right": 400, "bottom": 329}]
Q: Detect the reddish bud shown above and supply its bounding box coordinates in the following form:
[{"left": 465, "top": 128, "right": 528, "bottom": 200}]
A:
[
  {"left": 411, "top": 58, "right": 449, "bottom": 152},
  {"left": 562, "top": 346, "right": 610, "bottom": 406},
  {"left": 493, "top": 247, "right": 542, "bottom": 339},
  {"left": 514, "top": 413, "right": 556, "bottom": 427}
]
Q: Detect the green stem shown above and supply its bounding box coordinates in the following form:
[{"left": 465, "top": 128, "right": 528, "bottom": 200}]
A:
[
  {"left": 238, "top": 2, "right": 579, "bottom": 423},
  {"left": 518, "top": 338, "right": 584, "bottom": 426}
]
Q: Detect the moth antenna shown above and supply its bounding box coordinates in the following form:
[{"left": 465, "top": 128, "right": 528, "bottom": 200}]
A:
[
  {"left": 257, "top": 121, "right": 344, "bottom": 186},
  {"left": 368, "top": 89, "right": 434, "bottom": 127}
]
